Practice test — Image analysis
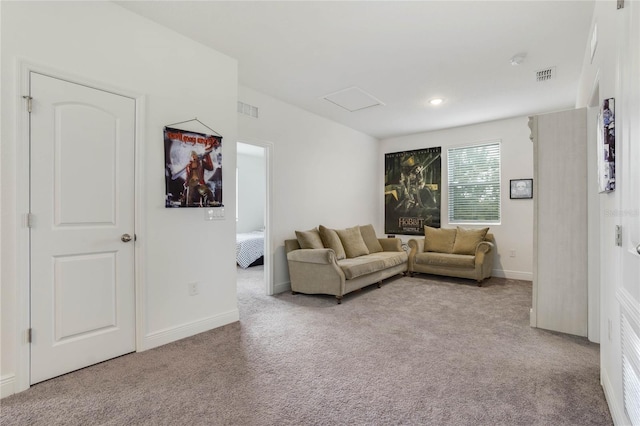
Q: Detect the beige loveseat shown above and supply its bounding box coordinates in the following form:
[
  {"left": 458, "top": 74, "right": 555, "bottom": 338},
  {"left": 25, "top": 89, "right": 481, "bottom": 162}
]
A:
[
  {"left": 408, "top": 226, "right": 495, "bottom": 285},
  {"left": 285, "top": 224, "right": 408, "bottom": 303}
]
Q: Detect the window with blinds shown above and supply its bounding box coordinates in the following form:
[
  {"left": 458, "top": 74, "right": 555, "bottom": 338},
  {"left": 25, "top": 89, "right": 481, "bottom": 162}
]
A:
[{"left": 447, "top": 142, "right": 501, "bottom": 223}]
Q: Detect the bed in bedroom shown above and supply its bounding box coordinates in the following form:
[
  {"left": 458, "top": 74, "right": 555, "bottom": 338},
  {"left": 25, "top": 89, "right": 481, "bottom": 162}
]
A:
[{"left": 236, "top": 230, "right": 265, "bottom": 268}]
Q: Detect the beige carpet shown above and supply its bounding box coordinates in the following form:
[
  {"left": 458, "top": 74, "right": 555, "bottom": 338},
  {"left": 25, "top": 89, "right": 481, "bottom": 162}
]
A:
[{"left": 1, "top": 267, "right": 612, "bottom": 425}]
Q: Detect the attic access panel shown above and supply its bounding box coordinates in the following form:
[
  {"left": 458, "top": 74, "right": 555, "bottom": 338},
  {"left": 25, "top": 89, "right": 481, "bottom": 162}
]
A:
[{"left": 322, "top": 86, "right": 385, "bottom": 112}]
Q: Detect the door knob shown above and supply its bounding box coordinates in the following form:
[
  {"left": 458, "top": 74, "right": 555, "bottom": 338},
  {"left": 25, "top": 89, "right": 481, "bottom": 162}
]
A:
[
  {"left": 636, "top": 243, "right": 640, "bottom": 255},
  {"left": 121, "top": 233, "right": 132, "bottom": 243}
]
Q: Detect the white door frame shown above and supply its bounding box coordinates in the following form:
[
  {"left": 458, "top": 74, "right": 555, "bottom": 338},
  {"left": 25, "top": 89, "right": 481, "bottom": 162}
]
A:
[
  {"left": 236, "top": 138, "right": 274, "bottom": 295},
  {"left": 13, "top": 61, "right": 146, "bottom": 393}
]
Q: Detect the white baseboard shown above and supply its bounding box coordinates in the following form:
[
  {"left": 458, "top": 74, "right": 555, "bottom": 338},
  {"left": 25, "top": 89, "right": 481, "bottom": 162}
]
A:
[
  {"left": 601, "top": 367, "right": 629, "bottom": 425},
  {"left": 141, "top": 309, "right": 239, "bottom": 352},
  {"left": 492, "top": 269, "right": 533, "bottom": 281},
  {"left": 274, "top": 280, "right": 291, "bottom": 295},
  {"left": 1, "top": 374, "right": 16, "bottom": 399}
]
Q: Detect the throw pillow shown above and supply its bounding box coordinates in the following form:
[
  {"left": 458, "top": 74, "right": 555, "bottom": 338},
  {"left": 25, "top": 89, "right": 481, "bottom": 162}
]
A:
[
  {"left": 359, "top": 224, "right": 383, "bottom": 253},
  {"left": 335, "top": 226, "right": 370, "bottom": 258},
  {"left": 451, "top": 226, "right": 490, "bottom": 255},
  {"left": 318, "top": 225, "right": 346, "bottom": 260},
  {"left": 295, "top": 228, "right": 324, "bottom": 249},
  {"left": 424, "top": 226, "right": 457, "bottom": 253}
]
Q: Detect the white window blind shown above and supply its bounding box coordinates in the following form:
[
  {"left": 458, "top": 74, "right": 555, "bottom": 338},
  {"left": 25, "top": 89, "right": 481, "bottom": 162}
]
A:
[{"left": 447, "top": 142, "right": 501, "bottom": 223}]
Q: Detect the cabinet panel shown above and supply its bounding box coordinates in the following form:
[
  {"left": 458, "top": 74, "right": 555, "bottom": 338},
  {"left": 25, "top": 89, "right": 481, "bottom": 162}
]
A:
[{"left": 531, "top": 108, "right": 588, "bottom": 336}]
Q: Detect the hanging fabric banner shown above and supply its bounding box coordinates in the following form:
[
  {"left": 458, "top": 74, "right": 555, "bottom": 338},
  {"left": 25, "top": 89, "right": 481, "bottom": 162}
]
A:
[{"left": 164, "top": 127, "right": 223, "bottom": 208}]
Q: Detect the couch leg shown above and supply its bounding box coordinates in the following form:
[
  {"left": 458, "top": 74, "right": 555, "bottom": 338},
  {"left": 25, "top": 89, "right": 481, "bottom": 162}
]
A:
[
  {"left": 477, "top": 282, "right": 482, "bottom": 287},
  {"left": 291, "top": 290, "right": 297, "bottom": 295},
  {"left": 377, "top": 281, "right": 382, "bottom": 288},
  {"left": 336, "top": 296, "right": 343, "bottom": 305}
]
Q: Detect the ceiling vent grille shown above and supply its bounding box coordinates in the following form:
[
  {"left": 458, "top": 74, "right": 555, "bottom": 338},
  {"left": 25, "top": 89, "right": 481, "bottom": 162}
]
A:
[
  {"left": 238, "top": 101, "right": 259, "bottom": 118},
  {"left": 536, "top": 67, "right": 556, "bottom": 82}
]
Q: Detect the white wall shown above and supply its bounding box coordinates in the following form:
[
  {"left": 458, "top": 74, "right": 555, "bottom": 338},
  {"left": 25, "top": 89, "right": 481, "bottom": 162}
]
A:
[
  {"left": 1, "top": 1, "right": 238, "bottom": 396},
  {"left": 575, "top": 1, "right": 640, "bottom": 424},
  {"left": 380, "top": 116, "right": 534, "bottom": 280},
  {"left": 238, "top": 86, "right": 380, "bottom": 293},
  {"left": 237, "top": 152, "right": 266, "bottom": 233}
]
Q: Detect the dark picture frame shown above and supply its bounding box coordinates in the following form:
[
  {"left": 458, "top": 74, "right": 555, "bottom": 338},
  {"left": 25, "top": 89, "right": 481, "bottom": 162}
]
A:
[{"left": 510, "top": 178, "right": 533, "bottom": 199}]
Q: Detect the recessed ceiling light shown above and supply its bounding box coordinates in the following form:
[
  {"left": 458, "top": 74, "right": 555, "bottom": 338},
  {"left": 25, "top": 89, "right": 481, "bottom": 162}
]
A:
[
  {"left": 429, "top": 98, "right": 444, "bottom": 106},
  {"left": 510, "top": 53, "right": 527, "bottom": 66}
]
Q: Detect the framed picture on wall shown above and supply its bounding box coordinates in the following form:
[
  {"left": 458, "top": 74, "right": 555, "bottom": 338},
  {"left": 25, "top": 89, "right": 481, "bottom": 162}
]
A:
[
  {"left": 510, "top": 178, "right": 533, "bottom": 199},
  {"left": 597, "top": 98, "right": 615, "bottom": 192},
  {"left": 384, "top": 147, "right": 442, "bottom": 234},
  {"left": 164, "top": 127, "right": 223, "bottom": 207}
]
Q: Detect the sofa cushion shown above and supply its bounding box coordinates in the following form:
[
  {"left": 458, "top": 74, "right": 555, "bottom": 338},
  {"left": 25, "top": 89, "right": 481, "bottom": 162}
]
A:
[
  {"left": 359, "top": 224, "right": 383, "bottom": 253},
  {"left": 424, "top": 226, "right": 456, "bottom": 253},
  {"left": 336, "top": 226, "right": 370, "bottom": 258},
  {"left": 452, "top": 227, "right": 489, "bottom": 255},
  {"left": 365, "top": 251, "right": 408, "bottom": 269},
  {"left": 338, "top": 252, "right": 407, "bottom": 280},
  {"left": 414, "top": 252, "right": 475, "bottom": 268},
  {"left": 337, "top": 257, "right": 384, "bottom": 280},
  {"left": 295, "top": 228, "right": 324, "bottom": 249},
  {"left": 319, "top": 225, "right": 346, "bottom": 260}
]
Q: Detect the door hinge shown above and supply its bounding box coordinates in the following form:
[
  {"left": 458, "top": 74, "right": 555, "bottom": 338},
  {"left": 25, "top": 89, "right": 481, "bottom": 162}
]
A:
[
  {"left": 22, "top": 95, "right": 33, "bottom": 113},
  {"left": 26, "top": 213, "right": 33, "bottom": 228},
  {"left": 615, "top": 225, "right": 622, "bottom": 246},
  {"left": 27, "top": 328, "right": 32, "bottom": 343}
]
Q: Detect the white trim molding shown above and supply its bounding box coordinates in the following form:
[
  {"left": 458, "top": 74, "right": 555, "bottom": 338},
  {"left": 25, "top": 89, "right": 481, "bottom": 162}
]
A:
[
  {"left": 274, "top": 280, "right": 292, "bottom": 295},
  {"left": 141, "top": 310, "right": 240, "bottom": 352},
  {"left": 237, "top": 137, "right": 275, "bottom": 296},
  {"left": 1, "top": 375, "right": 16, "bottom": 399},
  {"left": 601, "top": 367, "right": 628, "bottom": 426},
  {"left": 492, "top": 269, "right": 533, "bottom": 281}
]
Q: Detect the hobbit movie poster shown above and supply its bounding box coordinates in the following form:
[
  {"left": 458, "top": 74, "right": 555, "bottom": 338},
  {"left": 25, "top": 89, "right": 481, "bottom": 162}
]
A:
[
  {"left": 385, "top": 147, "right": 442, "bottom": 235},
  {"left": 164, "top": 127, "right": 223, "bottom": 208}
]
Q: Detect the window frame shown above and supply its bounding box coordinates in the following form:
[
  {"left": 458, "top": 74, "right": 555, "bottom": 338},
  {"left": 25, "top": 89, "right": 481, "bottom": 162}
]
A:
[{"left": 446, "top": 140, "right": 502, "bottom": 225}]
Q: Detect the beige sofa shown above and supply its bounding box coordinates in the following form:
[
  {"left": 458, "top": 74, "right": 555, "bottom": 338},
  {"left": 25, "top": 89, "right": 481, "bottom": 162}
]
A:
[
  {"left": 408, "top": 226, "right": 495, "bottom": 285},
  {"left": 285, "top": 224, "right": 408, "bottom": 303}
]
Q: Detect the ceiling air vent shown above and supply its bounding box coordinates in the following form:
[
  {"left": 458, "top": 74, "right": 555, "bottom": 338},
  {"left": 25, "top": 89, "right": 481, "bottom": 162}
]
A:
[
  {"left": 536, "top": 67, "right": 556, "bottom": 82},
  {"left": 238, "top": 101, "right": 259, "bottom": 118}
]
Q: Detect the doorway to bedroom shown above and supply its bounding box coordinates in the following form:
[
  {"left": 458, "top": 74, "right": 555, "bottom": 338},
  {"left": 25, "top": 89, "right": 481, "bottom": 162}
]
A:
[{"left": 236, "top": 141, "right": 270, "bottom": 297}]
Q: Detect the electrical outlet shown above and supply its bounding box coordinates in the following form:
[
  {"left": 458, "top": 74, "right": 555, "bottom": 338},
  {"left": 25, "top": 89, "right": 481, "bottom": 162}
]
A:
[
  {"left": 509, "top": 249, "right": 516, "bottom": 258},
  {"left": 188, "top": 282, "right": 199, "bottom": 296}
]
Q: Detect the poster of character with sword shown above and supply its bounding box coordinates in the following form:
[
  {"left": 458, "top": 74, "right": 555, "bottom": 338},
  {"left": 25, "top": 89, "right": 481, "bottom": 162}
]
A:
[{"left": 164, "top": 127, "right": 223, "bottom": 207}]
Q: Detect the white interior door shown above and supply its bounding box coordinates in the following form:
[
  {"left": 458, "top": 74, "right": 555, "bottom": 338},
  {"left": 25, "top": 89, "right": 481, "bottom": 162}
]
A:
[
  {"left": 29, "top": 72, "right": 136, "bottom": 384},
  {"left": 620, "top": 0, "right": 640, "bottom": 307},
  {"left": 619, "top": 3, "right": 640, "bottom": 424}
]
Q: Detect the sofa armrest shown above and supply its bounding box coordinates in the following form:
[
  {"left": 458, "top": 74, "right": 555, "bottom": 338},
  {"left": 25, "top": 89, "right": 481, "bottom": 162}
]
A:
[
  {"left": 287, "top": 248, "right": 336, "bottom": 264},
  {"left": 379, "top": 238, "right": 403, "bottom": 252},
  {"left": 286, "top": 248, "right": 345, "bottom": 297},
  {"left": 407, "top": 239, "right": 424, "bottom": 271},
  {"left": 408, "top": 238, "right": 424, "bottom": 253},
  {"left": 475, "top": 241, "right": 494, "bottom": 259},
  {"left": 475, "top": 241, "right": 495, "bottom": 279}
]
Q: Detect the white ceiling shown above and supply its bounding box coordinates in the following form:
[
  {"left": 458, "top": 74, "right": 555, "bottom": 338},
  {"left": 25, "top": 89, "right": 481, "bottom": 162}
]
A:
[{"left": 117, "top": 1, "right": 595, "bottom": 140}]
